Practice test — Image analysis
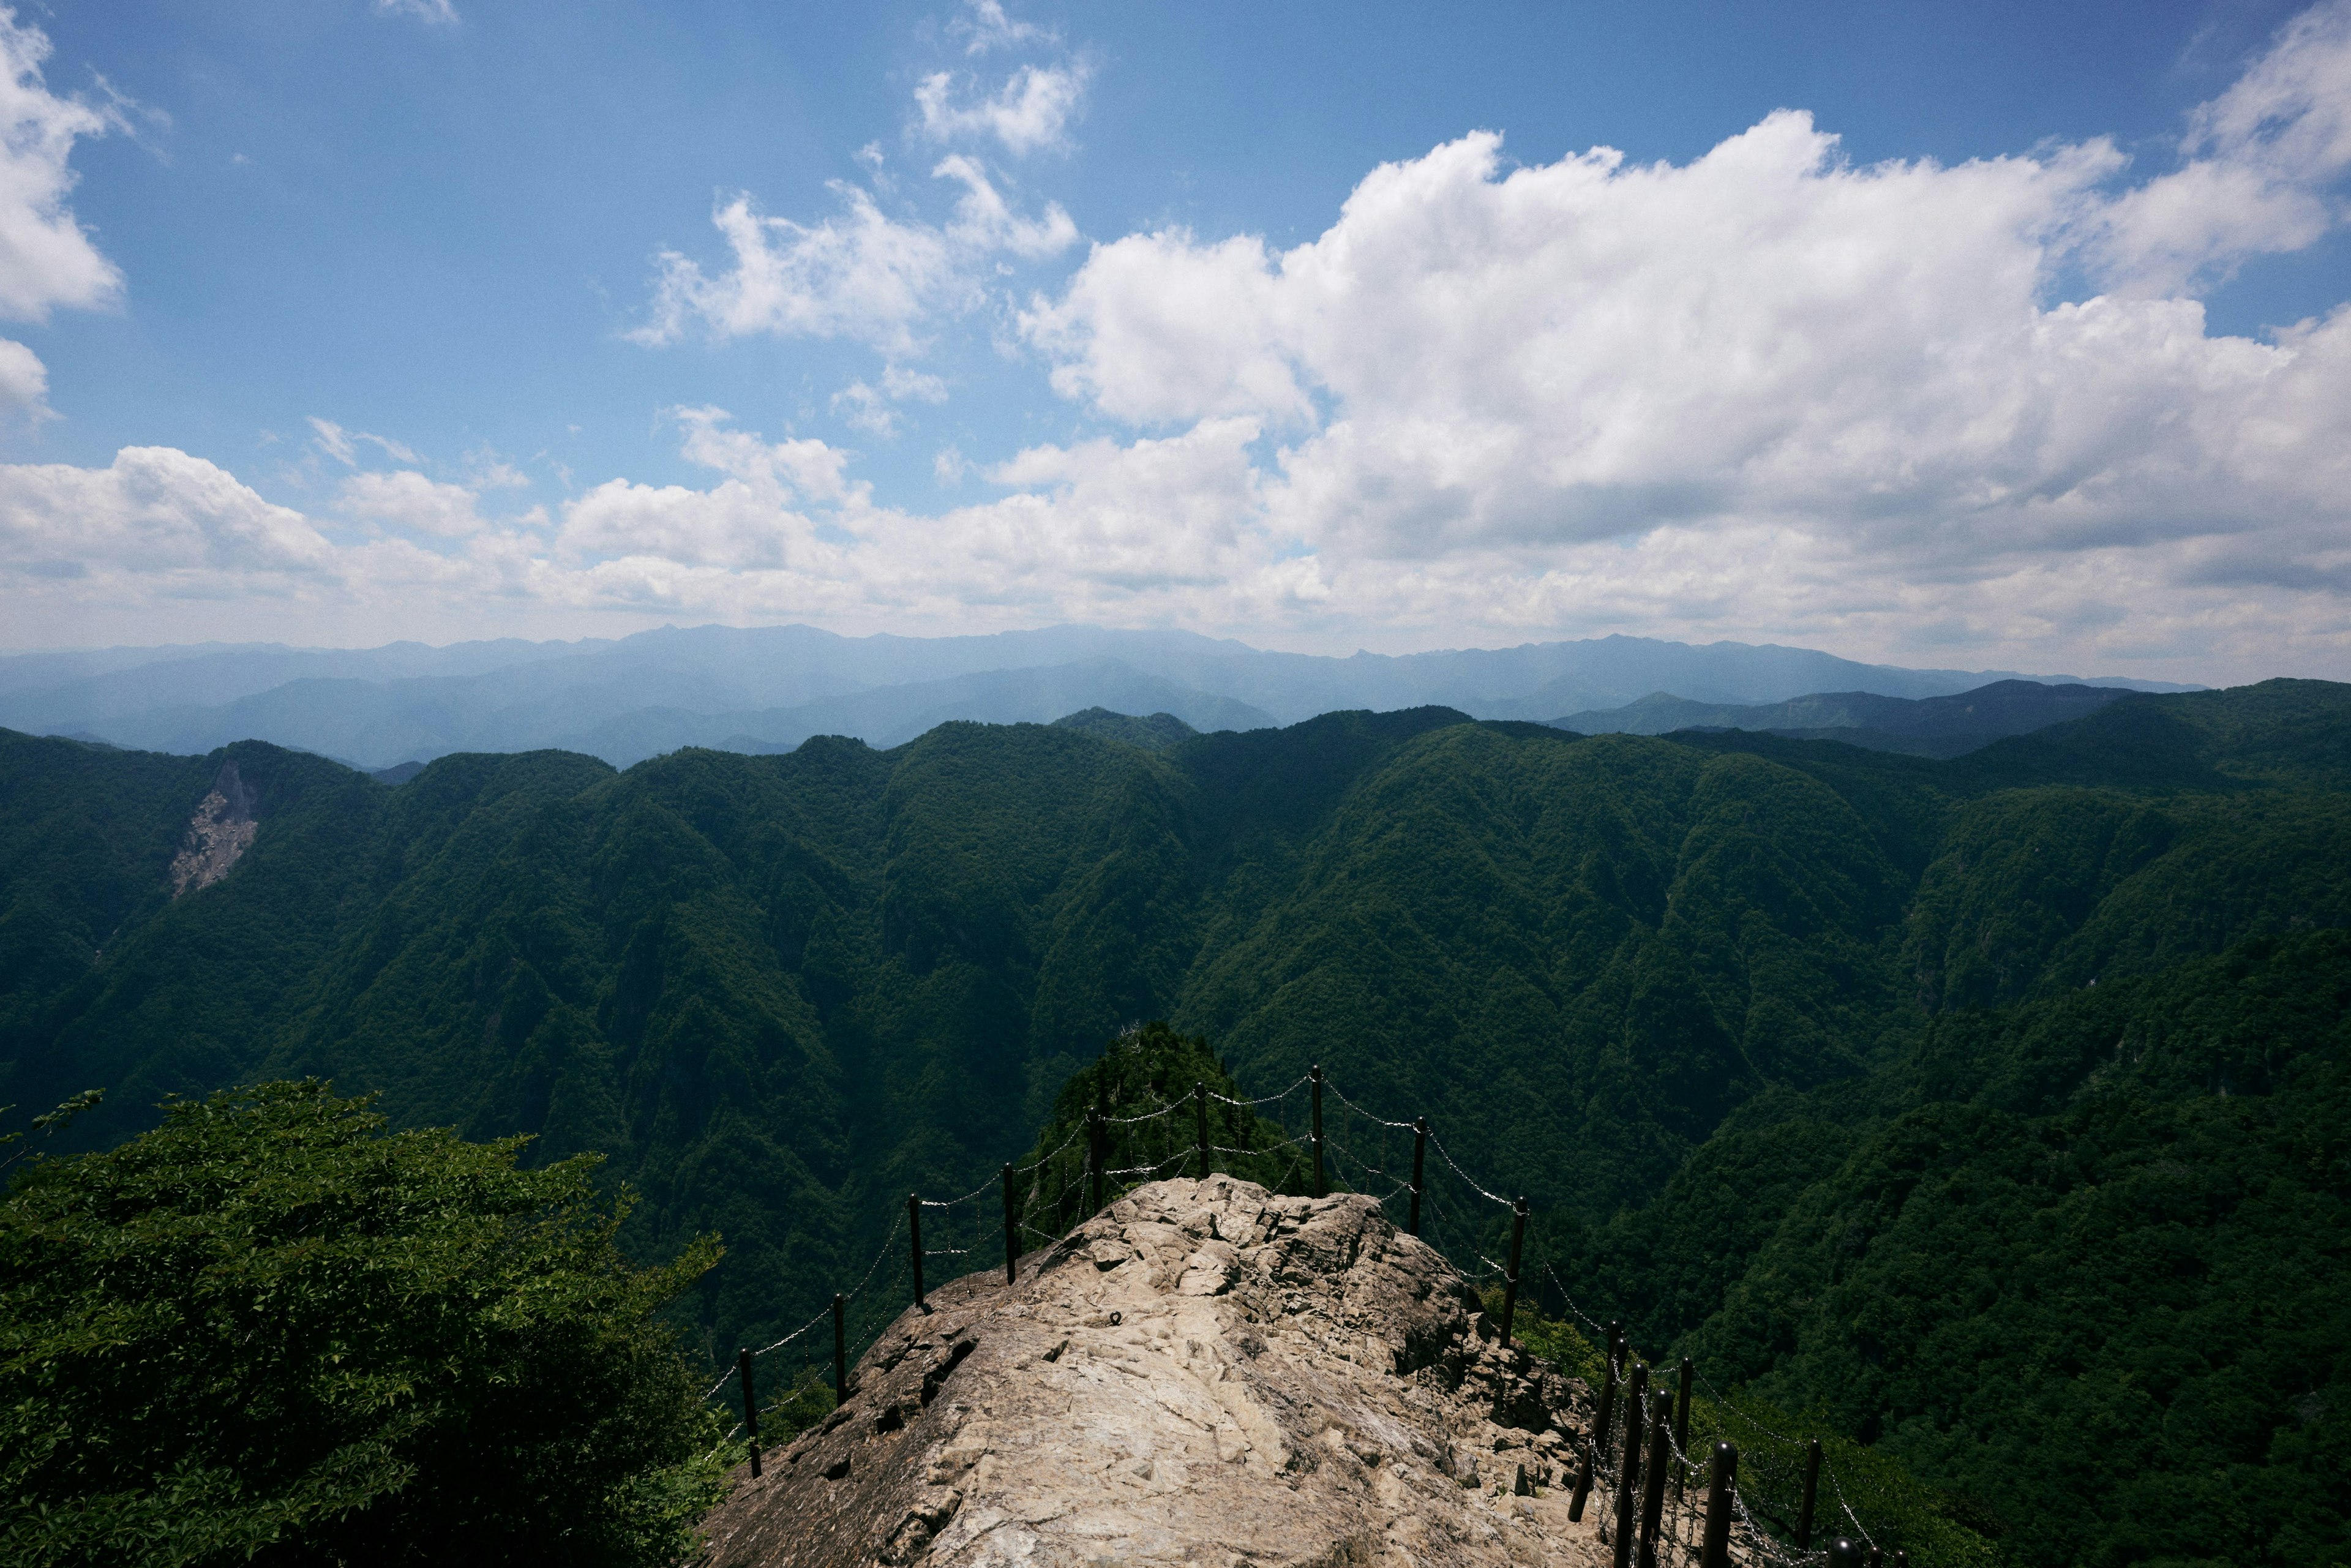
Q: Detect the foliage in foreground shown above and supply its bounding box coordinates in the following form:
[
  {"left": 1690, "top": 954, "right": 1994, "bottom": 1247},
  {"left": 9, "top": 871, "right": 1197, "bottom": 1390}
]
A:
[{"left": 0, "top": 1081, "right": 727, "bottom": 1568}]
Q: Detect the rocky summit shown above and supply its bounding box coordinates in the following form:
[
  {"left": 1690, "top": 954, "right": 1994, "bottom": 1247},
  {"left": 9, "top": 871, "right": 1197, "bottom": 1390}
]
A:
[{"left": 695, "top": 1176, "right": 1643, "bottom": 1567}]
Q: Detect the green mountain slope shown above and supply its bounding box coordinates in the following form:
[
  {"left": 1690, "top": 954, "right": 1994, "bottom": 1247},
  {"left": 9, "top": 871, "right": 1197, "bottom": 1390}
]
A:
[{"left": 4, "top": 680, "right": 2349, "bottom": 1562}]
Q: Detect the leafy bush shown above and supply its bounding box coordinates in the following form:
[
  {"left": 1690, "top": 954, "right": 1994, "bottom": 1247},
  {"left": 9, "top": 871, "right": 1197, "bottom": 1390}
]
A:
[
  {"left": 0, "top": 1081, "right": 726, "bottom": 1567},
  {"left": 1011, "top": 1021, "right": 1314, "bottom": 1246}
]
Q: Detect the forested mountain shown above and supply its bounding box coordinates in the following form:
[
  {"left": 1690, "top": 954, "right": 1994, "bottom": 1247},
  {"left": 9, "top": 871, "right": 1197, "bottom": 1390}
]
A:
[{"left": 2, "top": 678, "right": 2345, "bottom": 1564}]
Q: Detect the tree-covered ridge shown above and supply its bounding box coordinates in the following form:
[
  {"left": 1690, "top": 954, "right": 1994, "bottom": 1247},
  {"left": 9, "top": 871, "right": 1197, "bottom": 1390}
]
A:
[{"left": 4, "top": 679, "right": 2350, "bottom": 1562}]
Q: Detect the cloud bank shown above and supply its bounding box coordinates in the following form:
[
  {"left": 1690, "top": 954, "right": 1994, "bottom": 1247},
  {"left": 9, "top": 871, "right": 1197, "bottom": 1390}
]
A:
[{"left": 9, "top": 2, "right": 2351, "bottom": 683}]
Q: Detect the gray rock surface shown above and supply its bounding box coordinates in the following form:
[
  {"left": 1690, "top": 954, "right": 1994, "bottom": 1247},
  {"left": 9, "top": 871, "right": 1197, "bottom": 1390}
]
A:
[{"left": 696, "top": 1176, "right": 1657, "bottom": 1567}]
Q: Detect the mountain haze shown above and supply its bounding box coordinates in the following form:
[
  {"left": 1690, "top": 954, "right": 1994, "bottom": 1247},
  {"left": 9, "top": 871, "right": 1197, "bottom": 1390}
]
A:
[{"left": 0, "top": 625, "right": 2192, "bottom": 770}]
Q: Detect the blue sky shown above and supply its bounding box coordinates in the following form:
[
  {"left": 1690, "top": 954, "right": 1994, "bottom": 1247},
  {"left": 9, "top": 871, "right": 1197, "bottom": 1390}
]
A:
[{"left": 2, "top": 0, "right": 2348, "bottom": 682}]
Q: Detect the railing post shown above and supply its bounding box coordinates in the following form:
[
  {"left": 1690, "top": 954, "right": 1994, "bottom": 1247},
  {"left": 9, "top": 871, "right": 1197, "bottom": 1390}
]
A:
[
  {"left": 1499, "top": 1195, "right": 1528, "bottom": 1345},
  {"left": 1637, "top": 1395, "right": 1671, "bottom": 1568},
  {"left": 1596, "top": 1321, "right": 1622, "bottom": 1461},
  {"left": 1309, "top": 1064, "right": 1325, "bottom": 1198},
  {"left": 1569, "top": 1433, "right": 1595, "bottom": 1522},
  {"left": 1087, "top": 1109, "right": 1106, "bottom": 1214},
  {"left": 1828, "top": 1539, "right": 1864, "bottom": 1568},
  {"left": 1673, "top": 1357, "right": 1693, "bottom": 1496},
  {"left": 832, "top": 1292, "right": 847, "bottom": 1403},
  {"left": 738, "top": 1346, "right": 762, "bottom": 1478},
  {"left": 1194, "top": 1081, "right": 1210, "bottom": 1180},
  {"left": 1701, "top": 1442, "right": 1736, "bottom": 1568},
  {"left": 1092, "top": 1067, "right": 1110, "bottom": 1213},
  {"left": 1798, "top": 1436, "right": 1822, "bottom": 1548},
  {"left": 1610, "top": 1360, "right": 1647, "bottom": 1568},
  {"left": 1002, "top": 1163, "right": 1018, "bottom": 1285},
  {"left": 1408, "top": 1116, "right": 1427, "bottom": 1236},
  {"left": 1867, "top": 1548, "right": 1884, "bottom": 1568},
  {"left": 907, "top": 1193, "right": 927, "bottom": 1312}
]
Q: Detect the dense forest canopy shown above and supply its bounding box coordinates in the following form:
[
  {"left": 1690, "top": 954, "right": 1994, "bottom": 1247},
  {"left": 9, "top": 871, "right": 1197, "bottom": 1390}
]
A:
[{"left": 2, "top": 678, "right": 2348, "bottom": 1564}]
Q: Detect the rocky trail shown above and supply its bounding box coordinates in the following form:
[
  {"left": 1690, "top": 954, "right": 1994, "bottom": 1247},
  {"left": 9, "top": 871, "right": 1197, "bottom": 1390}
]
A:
[{"left": 694, "top": 1176, "right": 1661, "bottom": 1568}]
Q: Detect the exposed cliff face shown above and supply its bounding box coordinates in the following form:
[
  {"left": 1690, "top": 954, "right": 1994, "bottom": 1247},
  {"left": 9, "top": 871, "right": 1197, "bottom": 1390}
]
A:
[
  {"left": 697, "top": 1177, "right": 1619, "bottom": 1568},
  {"left": 168, "top": 761, "right": 257, "bottom": 897}
]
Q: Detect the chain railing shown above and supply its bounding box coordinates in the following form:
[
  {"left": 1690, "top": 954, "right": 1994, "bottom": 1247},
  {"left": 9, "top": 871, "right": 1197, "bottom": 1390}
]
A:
[{"left": 703, "top": 1056, "right": 1913, "bottom": 1562}]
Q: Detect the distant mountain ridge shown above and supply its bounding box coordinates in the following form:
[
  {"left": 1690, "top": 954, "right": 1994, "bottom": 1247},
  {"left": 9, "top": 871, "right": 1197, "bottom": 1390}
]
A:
[
  {"left": 1553, "top": 678, "right": 2133, "bottom": 758},
  {"left": 0, "top": 623, "right": 2197, "bottom": 770}
]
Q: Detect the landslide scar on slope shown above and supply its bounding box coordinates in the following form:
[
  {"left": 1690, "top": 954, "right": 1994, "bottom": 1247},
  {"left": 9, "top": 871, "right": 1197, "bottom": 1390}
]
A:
[{"left": 170, "top": 762, "right": 258, "bottom": 898}]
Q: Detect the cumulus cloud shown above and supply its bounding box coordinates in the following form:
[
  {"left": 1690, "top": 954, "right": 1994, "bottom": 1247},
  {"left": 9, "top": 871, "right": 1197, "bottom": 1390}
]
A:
[
  {"left": 2089, "top": 0, "right": 2351, "bottom": 290},
  {"left": 0, "top": 446, "right": 332, "bottom": 577},
  {"left": 916, "top": 61, "right": 1090, "bottom": 156},
  {"left": 1003, "top": 4, "right": 2351, "bottom": 670},
  {"left": 632, "top": 160, "right": 1073, "bottom": 352},
  {"left": 0, "top": 7, "right": 126, "bottom": 323},
  {"left": 17, "top": 4, "right": 2351, "bottom": 683},
  {"left": 0, "top": 336, "right": 48, "bottom": 416},
  {"left": 340, "top": 470, "right": 488, "bottom": 538}
]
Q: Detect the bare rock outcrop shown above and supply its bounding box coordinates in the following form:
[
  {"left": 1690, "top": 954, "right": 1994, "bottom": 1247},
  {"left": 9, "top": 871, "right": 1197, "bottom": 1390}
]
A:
[
  {"left": 697, "top": 1176, "right": 1621, "bottom": 1568},
  {"left": 169, "top": 761, "right": 257, "bottom": 897}
]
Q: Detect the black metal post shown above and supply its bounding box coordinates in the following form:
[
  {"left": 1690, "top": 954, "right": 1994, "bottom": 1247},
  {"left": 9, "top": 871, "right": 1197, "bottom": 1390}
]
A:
[
  {"left": 1867, "top": 1549, "right": 1884, "bottom": 1568},
  {"left": 1673, "top": 1357, "right": 1693, "bottom": 1496},
  {"left": 1087, "top": 1109, "right": 1105, "bottom": 1214},
  {"left": 1569, "top": 1435, "right": 1595, "bottom": 1522},
  {"left": 1092, "top": 1067, "right": 1110, "bottom": 1213},
  {"left": 1002, "top": 1163, "right": 1018, "bottom": 1286},
  {"left": 1828, "top": 1539, "right": 1864, "bottom": 1568},
  {"left": 907, "top": 1193, "right": 928, "bottom": 1312},
  {"left": 1798, "top": 1437, "right": 1822, "bottom": 1548},
  {"left": 832, "top": 1292, "right": 847, "bottom": 1403},
  {"left": 1700, "top": 1442, "right": 1737, "bottom": 1568},
  {"left": 1894, "top": 1554, "right": 1909, "bottom": 1568},
  {"left": 1408, "top": 1116, "right": 1427, "bottom": 1235},
  {"left": 1596, "top": 1321, "right": 1622, "bottom": 1461},
  {"left": 1194, "top": 1081, "right": 1210, "bottom": 1180},
  {"left": 738, "top": 1346, "right": 762, "bottom": 1478},
  {"left": 1309, "top": 1064, "right": 1325, "bottom": 1198},
  {"left": 1610, "top": 1361, "right": 1648, "bottom": 1568},
  {"left": 1499, "top": 1195, "right": 1528, "bottom": 1345},
  {"left": 1637, "top": 1398, "right": 1671, "bottom": 1568}
]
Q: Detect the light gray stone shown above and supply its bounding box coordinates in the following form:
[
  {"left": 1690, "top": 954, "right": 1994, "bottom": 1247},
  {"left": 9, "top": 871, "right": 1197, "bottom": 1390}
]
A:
[{"left": 696, "top": 1177, "right": 1641, "bottom": 1567}]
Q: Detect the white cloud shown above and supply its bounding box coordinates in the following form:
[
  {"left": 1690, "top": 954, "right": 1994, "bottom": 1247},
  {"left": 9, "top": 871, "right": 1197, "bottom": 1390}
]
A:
[
  {"left": 916, "top": 61, "right": 1090, "bottom": 157},
  {"left": 0, "top": 336, "right": 48, "bottom": 417},
  {"left": 0, "top": 446, "right": 332, "bottom": 577},
  {"left": 16, "top": 4, "right": 2351, "bottom": 684},
  {"left": 952, "top": 0, "right": 1050, "bottom": 56},
  {"left": 307, "top": 416, "right": 421, "bottom": 468},
  {"left": 340, "top": 470, "right": 489, "bottom": 538},
  {"left": 2088, "top": 0, "right": 2351, "bottom": 290},
  {"left": 1005, "top": 6, "right": 2351, "bottom": 666},
  {"left": 374, "top": 0, "right": 459, "bottom": 25},
  {"left": 0, "top": 7, "right": 126, "bottom": 323},
  {"left": 882, "top": 364, "right": 949, "bottom": 403},
  {"left": 632, "top": 159, "right": 1072, "bottom": 353},
  {"left": 832, "top": 380, "right": 899, "bottom": 438}
]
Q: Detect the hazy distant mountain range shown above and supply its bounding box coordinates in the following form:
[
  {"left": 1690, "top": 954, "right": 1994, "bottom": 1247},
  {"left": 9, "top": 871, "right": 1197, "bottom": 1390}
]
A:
[
  {"left": 0, "top": 623, "right": 2195, "bottom": 769},
  {"left": 1550, "top": 678, "right": 2137, "bottom": 759}
]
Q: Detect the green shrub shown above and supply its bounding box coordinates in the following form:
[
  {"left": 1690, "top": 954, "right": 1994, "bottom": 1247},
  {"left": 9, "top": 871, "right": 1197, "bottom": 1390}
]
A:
[{"left": 0, "top": 1081, "right": 726, "bottom": 1567}]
